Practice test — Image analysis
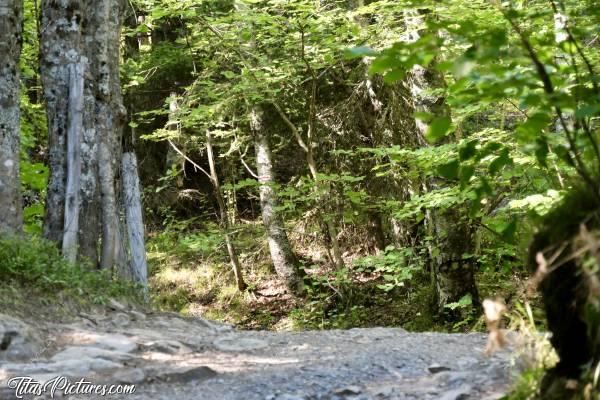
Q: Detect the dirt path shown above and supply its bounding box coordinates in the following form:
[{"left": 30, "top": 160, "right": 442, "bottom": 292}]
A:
[{"left": 0, "top": 304, "right": 516, "bottom": 400}]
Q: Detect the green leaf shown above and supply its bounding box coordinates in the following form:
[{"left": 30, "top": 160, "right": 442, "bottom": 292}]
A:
[
  {"left": 383, "top": 69, "right": 405, "bottom": 84},
  {"left": 460, "top": 165, "right": 475, "bottom": 188},
  {"left": 425, "top": 116, "right": 452, "bottom": 143},
  {"left": 438, "top": 159, "right": 460, "bottom": 180},
  {"left": 344, "top": 46, "right": 378, "bottom": 59},
  {"left": 459, "top": 140, "right": 478, "bottom": 161},
  {"left": 575, "top": 104, "right": 600, "bottom": 119},
  {"left": 445, "top": 293, "right": 473, "bottom": 310},
  {"left": 500, "top": 219, "right": 517, "bottom": 242},
  {"left": 516, "top": 112, "right": 551, "bottom": 142},
  {"left": 488, "top": 148, "right": 511, "bottom": 175}
]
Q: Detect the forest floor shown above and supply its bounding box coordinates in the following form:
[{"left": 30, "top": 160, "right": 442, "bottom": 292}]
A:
[
  {"left": 146, "top": 224, "right": 529, "bottom": 333},
  {"left": 0, "top": 299, "right": 519, "bottom": 400}
]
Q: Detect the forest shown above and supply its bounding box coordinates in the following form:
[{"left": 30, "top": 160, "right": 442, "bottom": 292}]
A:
[{"left": 1, "top": 0, "right": 600, "bottom": 398}]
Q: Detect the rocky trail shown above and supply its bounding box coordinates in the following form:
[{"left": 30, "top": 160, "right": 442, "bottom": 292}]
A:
[{"left": 0, "top": 302, "right": 517, "bottom": 400}]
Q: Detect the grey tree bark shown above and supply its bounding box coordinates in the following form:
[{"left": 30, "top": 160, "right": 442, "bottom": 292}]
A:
[
  {"left": 251, "top": 107, "right": 304, "bottom": 294},
  {"left": 41, "top": 0, "right": 142, "bottom": 280},
  {"left": 122, "top": 152, "right": 148, "bottom": 287},
  {"left": 41, "top": 0, "right": 85, "bottom": 243},
  {"left": 87, "top": 0, "right": 128, "bottom": 273},
  {"left": 0, "top": 0, "right": 24, "bottom": 234},
  {"left": 61, "top": 62, "right": 84, "bottom": 262},
  {"left": 404, "top": 9, "right": 479, "bottom": 314}
]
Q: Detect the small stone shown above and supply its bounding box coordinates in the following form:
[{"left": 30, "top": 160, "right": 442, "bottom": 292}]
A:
[
  {"left": 156, "top": 366, "right": 217, "bottom": 383},
  {"left": 129, "top": 310, "right": 147, "bottom": 321},
  {"left": 428, "top": 364, "right": 452, "bottom": 374},
  {"left": 108, "top": 298, "right": 128, "bottom": 311},
  {"left": 142, "top": 340, "right": 191, "bottom": 355},
  {"left": 438, "top": 385, "right": 472, "bottom": 400},
  {"left": 90, "top": 333, "right": 138, "bottom": 353},
  {"left": 334, "top": 386, "right": 362, "bottom": 395},
  {"left": 213, "top": 336, "right": 269, "bottom": 352}
]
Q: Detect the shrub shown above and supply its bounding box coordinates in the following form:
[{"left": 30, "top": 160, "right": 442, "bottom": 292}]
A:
[{"left": 0, "top": 235, "right": 142, "bottom": 304}]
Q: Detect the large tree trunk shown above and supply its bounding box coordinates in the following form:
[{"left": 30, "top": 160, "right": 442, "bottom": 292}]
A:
[
  {"left": 251, "top": 106, "right": 304, "bottom": 294},
  {"left": 0, "top": 0, "right": 24, "bottom": 234},
  {"left": 404, "top": 9, "right": 479, "bottom": 314},
  {"left": 41, "top": 0, "right": 139, "bottom": 279},
  {"left": 89, "top": 0, "right": 128, "bottom": 273},
  {"left": 41, "top": 0, "right": 85, "bottom": 244}
]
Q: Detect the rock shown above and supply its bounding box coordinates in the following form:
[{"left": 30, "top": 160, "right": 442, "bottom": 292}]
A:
[
  {"left": 108, "top": 298, "right": 128, "bottom": 312},
  {"left": 0, "top": 314, "right": 42, "bottom": 362},
  {"left": 428, "top": 364, "right": 452, "bottom": 374},
  {"left": 113, "top": 368, "right": 146, "bottom": 384},
  {"left": 334, "top": 386, "right": 362, "bottom": 395},
  {"left": 51, "top": 346, "right": 135, "bottom": 362},
  {"left": 276, "top": 394, "right": 306, "bottom": 400},
  {"left": 372, "top": 385, "right": 395, "bottom": 397},
  {"left": 54, "top": 357, "right": 123, "bottom": 375},
  {"left": 214, "top": 335, "right": 269, "bottom": 352},
  {"left": 438, "top": 385, "right": 472, "bottom": 400},
  {"left": 111, "top": 312, "right": 132, "bottom": 327},
  {"left": 142, "top": 340, "right": 192, "bottom": 355},
  {"left": 89, "top": 333, "right": 138, "bottom": 353},
  {"left": 195, "top": 318, "right": 234, "bottom": 333},
  {"left": 129, "top": 310, "right": 147, "bottom": 321},
  {"left": 155, "top": 366, "right": 217, "bottom": 383},
  {"left": 3, "top": 357, "right": 123, "bottom": 379}
]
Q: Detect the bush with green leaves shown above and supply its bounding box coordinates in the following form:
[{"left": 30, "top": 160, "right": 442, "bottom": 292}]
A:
[{"left": 0, "top": 236, "right": 142, "bottom": 304}]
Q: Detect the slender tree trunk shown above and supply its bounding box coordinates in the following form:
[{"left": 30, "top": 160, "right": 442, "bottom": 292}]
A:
[
  {"left": 41, "top": 0, "right": 85, "bottom": 244},
  {"left": 206, "top": 131, "right": 247, "bottom": 292},
  {"left": 61, "top": 62, "right": 84, "bottom": 262},
  {"left": 78, "top": 84, "right": 101, "bottom": 265},
  {"left": 122, "top": 151, "right": 148, "bottom": 287},
  {"left": 251, "top": 106, "right": 304, "bottom": 294},
  {"left": 0, "top": 0, "right": 24, "bottom": 234},
  {"left": 405, "top": 9, "right": 479, "bottom": 314}
]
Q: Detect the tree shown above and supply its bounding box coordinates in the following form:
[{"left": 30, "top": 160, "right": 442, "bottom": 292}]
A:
[
  {"left": 403, "top": 8, "right": 479, "bottom": 314},
  {"left": 0, "top": 0, "right": 24, "bottom": 234},
  {"left": 40, "top": 0, "right": 146, "bottom": 283},
  {"left": 251, "top": 106, "right": 304, "bottom": 294},
  {"left": 206, "top": 130, "right": 247, "bottom": 292}
]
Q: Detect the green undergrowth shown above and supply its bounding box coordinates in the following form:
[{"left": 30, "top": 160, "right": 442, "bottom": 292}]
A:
[
  {"left": 147, "top": 221, "right": 531, "bottom": 332},
  {"left": 0, "top": 235, "right": 144, "bottom": 317}
]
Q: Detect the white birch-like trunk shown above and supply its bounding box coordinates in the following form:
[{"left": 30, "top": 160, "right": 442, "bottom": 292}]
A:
[
  {"left": 62, "top": 62, "right": 85, "bottom": 262},
  {"left": 0, "top": 0, "right": 24, "bottom": 234},
  {"left": 122, "top": 152, "right": 148, "bottom": 287},
  {"left": 251, "top": 107, "right": 303, "bottom": 294}
]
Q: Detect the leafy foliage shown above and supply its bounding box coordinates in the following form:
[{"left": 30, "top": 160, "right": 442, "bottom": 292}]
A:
[{"left": 0, "top": 236, "right": 142, "bottom": 304}]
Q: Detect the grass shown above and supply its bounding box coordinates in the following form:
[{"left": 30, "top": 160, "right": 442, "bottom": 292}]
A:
[
  {"left": 0, "top": 234, "right": 145, "bottom": 320},
  {"left": 146, "top": 223, "right": 459, "bottom": 331}
]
